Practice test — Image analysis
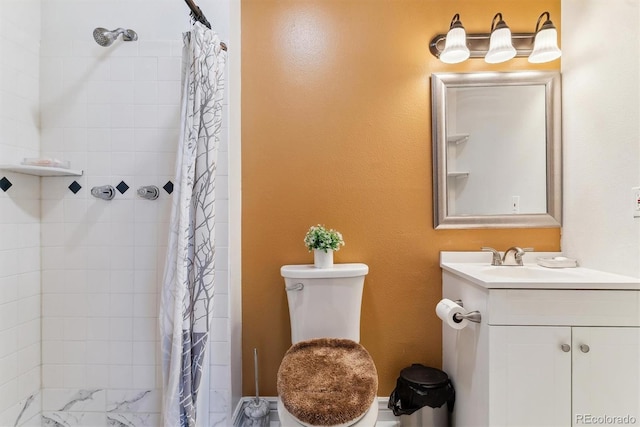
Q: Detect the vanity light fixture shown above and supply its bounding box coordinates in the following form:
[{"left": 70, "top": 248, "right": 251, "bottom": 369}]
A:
[
  {"left": 439, "top": 14, "right": 470, "bottom": 64},
  {"left": 429, "top": 11, "right": 562, "bottom": 64},
  {"left": 528, "top": 12, "right": 562, "bottom": 63},
  {"left": 485, "top": 13, "right": 516, "bottom": 63}
]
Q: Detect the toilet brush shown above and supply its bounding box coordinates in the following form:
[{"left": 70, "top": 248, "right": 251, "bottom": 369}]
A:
[{"left": 242, "top": 348, "right": 270, "bottom": 426}]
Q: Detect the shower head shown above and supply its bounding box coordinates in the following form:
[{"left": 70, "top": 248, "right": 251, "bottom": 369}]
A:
[{"left": 93, "top": 27, "right": 138, "bottom": 47}]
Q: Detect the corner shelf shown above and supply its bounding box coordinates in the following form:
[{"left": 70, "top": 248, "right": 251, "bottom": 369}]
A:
[
  {"left": 447, "top": 134, "right": 470, "bottom": 145},
  {"left": 447, "top": 172, "right": 469, "bottom": 179},
  {"left": 0, "top": 164, "right": 83, "bottom": 177}
]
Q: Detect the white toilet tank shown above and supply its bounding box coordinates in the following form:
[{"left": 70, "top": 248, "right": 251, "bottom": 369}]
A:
[{"left": 281, "top": 263, "right": 368, "bottom": 344}]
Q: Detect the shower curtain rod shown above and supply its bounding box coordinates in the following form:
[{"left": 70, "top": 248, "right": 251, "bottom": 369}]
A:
[{"left": 184, "top": 0, "right": 228, "bottom": 51}]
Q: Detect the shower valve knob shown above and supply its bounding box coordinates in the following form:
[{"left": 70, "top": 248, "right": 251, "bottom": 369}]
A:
[
  {"left": 91, "top": 185, "right": 115, "bottom": 200},
  {"left": 137, "top": 185, "right": 159, "bottom": 200}
]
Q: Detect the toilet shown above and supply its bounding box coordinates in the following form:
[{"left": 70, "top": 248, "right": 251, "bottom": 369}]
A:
[{"left": 277, "top": 263, "right": 379, "bottom": 427}]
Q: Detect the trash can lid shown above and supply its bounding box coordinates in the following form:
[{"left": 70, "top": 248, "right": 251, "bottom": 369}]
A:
[{"left": 400, "top": 364, "right": 450, "bottom": 389}]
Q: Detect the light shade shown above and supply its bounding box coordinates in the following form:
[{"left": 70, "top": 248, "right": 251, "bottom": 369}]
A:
[
  {"left": 440, "top": 14, "right": 470, "bottom": 64},
  {"left": 485, "top": 13, "right": 516, "bottom": 64},
  {"left": 528, "top": 12, "right": 561, "bottom": 63}
]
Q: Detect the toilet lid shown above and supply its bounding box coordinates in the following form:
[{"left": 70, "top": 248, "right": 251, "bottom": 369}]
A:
[{"left": 277, "top": 338, "right": 378, "bottom": 426}]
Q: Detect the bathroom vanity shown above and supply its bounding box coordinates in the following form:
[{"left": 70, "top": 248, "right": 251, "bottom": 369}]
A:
[{"left": 440, "top": 252, "right": 640, "bottom": 427}]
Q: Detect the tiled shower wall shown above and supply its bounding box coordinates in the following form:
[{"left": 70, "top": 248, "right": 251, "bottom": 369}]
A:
[
  {"left": 39, "top": 0, "right": 232, "bottom": 425},
  {"left": 0, "top": 0, "right": 43, "bottom": 426},
  {"left": 1, "top": 0, "right": 233, "bottom": 426}
]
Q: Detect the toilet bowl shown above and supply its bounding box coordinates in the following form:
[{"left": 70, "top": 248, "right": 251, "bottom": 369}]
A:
[
  {"left": 278, "top": 397, "right": 378, "bottom": 427},
  {"left": 278, "top": 264, "right": 378, "bottom": 427}
]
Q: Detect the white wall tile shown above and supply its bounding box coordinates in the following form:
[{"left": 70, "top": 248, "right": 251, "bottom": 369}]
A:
[
  {"left": 110, "top": 81, "right": 135, "bottom": 105},
  {"left": 138, "top": 41, "right": 172, "bottom": 58},
  {"left": 42, "top": 319, "right": 64, "bottom": 342},
  {"left": 62, "top": 365, "right": 86, "bottom": 389},
  {"left": 134, "top": 105, "right": 158, "bottom": 128},
  {"left": 88, "top": 81, "right": 113, "bottom": 105},
  {"left": 134, "top": 82, "right": 159, "bottom": 105},
  {"left": 132, "top": 318, "right": 156, "bottom": 342},
  {"left": 17, "top": 295, "right": 40, "bottom": 323},
  {"left": 17, "top": 320, "right": 41, "bottom": 350},
  {"left": 86, "top": 129, "right": 112, "bottom": 152},
  {"left": 86, "top": 294, "right": 111, "bottom": 318},
  {"left": 111, "top": 104, "right": 135, "bottom": 129},
  {"left": 110, "top": 58, "right": 135, "bottom": 81},
  {"left": 109, "top": 366, "right": 133, "bottom": 389},
  {"left": 133, "top": 152, "right": 158, "bottom": 176},
  {"left": 0, "top": 354, "right": 18, "bottom": 393},
  {"left": 133, "top": 270, "right": 157, "bottom": 294},
  {"left": 86, "top": 320, "right": 110, "bottom": 342},
  {"left": 111, "top": 128, "right": 135, "bottom": 152},
  {"left": 157, "top": 105, "right": 180, "bottom": 128},
  {"left": 87, "top": 104, "right": 111, "bottom": 128},
  {"left": 62, "top": 342, "right": 87, "bottom": 365},
  {"left": 110, "top": 294, "right": 134, "bottom": 318},
  {"left": 0, "top": 302, "right": 18, "bottom": 331},
  {"left": 109, "top": 318, "right": 133, "bottom": 341},
  {"left": 85, "top": 366, "right": 110, "bottom": 389},
  {"left": 110, "top": 270, "right": 135, "bottom": 294},
  {"left": 132, "top": 342, "right": 156, "bottom": 366},
  {"left": 109, "top": 341, "right": 133, "bottom": 365},
  {"left": 134, "top": 58, "right": 158, "bottom": 82},
  {"left": 109, "top": 247, "right": 135, "bottom": 271},
  {"left": 157, "top": 57, "right": 181, "bottom": 81},
  {"left": 132, "top": 366, "right": 157, "bottom": 389},
  {"left": 133, "top": 294, "right": 157, "bottom": 318},
  {"left": 210, "top": 342, "right": 230, "bottom": 366},
  {"left": 86, "top": 342, "right": 110, "bottom": 365},
  {"left": 63, "top": 319, "right": 87, "bottom": 342},
  {"left": 157, "top": 81, "right": 180, "bottom": 105}
]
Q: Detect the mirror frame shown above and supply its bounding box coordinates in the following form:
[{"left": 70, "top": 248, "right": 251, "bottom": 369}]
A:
[{"left": 431, "top": 71, "right": 562, "bottom": 229}]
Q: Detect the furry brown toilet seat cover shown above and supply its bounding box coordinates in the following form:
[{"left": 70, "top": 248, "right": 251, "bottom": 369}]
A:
[{"left": 277, "top": 338, "right": 378, "bottom": 426}]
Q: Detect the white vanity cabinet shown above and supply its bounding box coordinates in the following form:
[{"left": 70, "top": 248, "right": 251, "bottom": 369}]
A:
[
  {"left": 440, "top": 253, "right": 640, "bottom": 427},
  {"left": 489, "top": 325, "right": 640, "bottom": 427}
]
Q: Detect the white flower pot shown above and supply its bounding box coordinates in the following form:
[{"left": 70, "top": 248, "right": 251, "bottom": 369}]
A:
[{"left": 313, "top": 249, "right": 334, "bottom": 268}]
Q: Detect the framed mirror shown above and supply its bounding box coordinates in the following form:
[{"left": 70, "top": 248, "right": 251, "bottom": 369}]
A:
[{"left": 431, "top": 71, "right": 562, "bottom": 229}]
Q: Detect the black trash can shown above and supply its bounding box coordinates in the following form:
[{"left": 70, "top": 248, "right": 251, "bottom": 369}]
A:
[{"left": 388, "top": 364, "right": 455, "bottom": 427}]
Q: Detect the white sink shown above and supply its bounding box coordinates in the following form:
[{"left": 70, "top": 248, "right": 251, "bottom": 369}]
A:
[
  {"left": 452, "top": 263, "right": 584, "bottom": 282},
  {"left": 440, "top": 252, "right": 640, "bottom": 290}
]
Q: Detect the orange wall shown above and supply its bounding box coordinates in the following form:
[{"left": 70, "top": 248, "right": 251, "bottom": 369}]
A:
[{"left": 242, "top": 0, "right": 561, "bottom": 396}]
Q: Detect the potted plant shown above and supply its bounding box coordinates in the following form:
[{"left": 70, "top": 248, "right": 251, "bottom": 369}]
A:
[{"left": 304, "top": 224, "right": 345, "bottom": 268}]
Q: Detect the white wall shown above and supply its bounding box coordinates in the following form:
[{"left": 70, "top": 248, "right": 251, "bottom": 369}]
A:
[
  {"left": 0, "top": 1, "right": 43, "bottom": 426},
  {"left": 561, "top": 0, "right": 640, "bottom": 277}
]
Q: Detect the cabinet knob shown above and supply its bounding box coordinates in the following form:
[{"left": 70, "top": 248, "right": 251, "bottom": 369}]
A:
[
  {"left": 560, "top": 344, "right": 571, "bottom": 352},
  {"left": 580, "top": 344, "right": 590, "bottom": 353}
]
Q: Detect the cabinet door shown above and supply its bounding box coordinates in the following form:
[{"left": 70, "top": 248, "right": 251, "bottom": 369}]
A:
[
  {"left": 572, "top": 327, "right": 640, "bottom": 426},
  {"left": 490, "top": 326, "right": 572, "bottom": 427}
]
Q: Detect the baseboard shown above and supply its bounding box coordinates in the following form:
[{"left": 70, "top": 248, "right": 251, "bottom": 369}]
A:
[{"left": 232, "top": 396, "right": 397, "bottom": 425}]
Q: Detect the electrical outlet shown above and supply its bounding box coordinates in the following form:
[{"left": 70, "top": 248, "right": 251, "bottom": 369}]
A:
[
  {"left": 512, "top": 196, "right": 520, "bottom": 213},
  {"left": 633, "top": 187, "right": 640, "bottom": 218}
]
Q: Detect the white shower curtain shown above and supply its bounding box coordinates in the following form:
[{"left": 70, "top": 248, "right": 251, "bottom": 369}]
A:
[{"left": 160, "top": 22, "right": 226, "bottom": 427}]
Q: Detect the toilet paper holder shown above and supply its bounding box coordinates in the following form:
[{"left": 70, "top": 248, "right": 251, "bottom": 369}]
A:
[{"left": 452, "top": 299, "right": 482, "bottom": 324}]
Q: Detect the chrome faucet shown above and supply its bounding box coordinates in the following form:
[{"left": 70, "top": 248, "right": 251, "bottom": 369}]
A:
[
  {"left": 482, "top": 246, "right": 533, "bottom": 266},
  {"left": 502, "top": 247, "right": 526, "bottom": 266},
  {"left": 481, "top": 247, "right": 502, "bottom": 266}
]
